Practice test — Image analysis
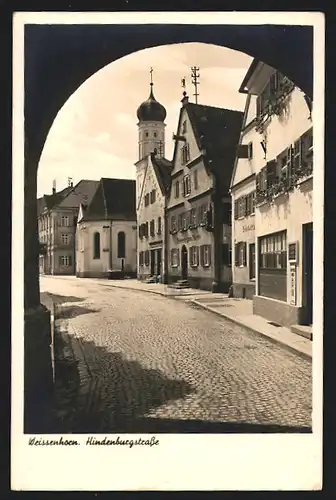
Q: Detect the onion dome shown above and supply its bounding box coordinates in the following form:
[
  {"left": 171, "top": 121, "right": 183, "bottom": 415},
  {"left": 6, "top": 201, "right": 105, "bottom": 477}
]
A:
[{"left": 137, "top": 83, "right": 167, "bottom": 122}]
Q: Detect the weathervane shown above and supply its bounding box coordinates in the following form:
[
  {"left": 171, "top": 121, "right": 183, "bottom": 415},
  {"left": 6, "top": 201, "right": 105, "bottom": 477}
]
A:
[
  {"left": 150, "top": 67, "right": 154, "bottom": 86},
  {"left": 191, "top": 66, "right": 200, "bottom": 104}
]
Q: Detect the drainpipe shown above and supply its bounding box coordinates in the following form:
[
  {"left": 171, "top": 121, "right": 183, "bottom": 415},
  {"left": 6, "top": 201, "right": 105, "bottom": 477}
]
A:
[
  {"left": 163, "top": 201, "right": 168, "bottom": 284},
  {"left": 109, "top": 220, "right": 113, "bottom": 273}
]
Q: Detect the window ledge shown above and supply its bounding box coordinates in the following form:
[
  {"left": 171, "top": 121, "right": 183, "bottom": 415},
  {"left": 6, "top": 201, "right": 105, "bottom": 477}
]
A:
[{"left": 296, "top": 174, "right": 313, "bottom": 186}]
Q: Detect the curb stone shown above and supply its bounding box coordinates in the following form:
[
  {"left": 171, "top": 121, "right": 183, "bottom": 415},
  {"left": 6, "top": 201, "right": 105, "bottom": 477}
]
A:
[{"left": 191, "top": 300, "right": 312, "bottom": 361}]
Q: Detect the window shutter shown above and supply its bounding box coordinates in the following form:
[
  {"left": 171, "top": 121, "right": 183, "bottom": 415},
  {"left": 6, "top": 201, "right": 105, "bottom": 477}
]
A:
[
  {"left": 182, "top": 178, "right": 186, "bottom": 197},
  {"left": 196, "top": 246, "right": 199, "bottom": 266},
  {"left": 234, "top": 200, "right": 238, "bottom": 220},
  {"left": 256, "top": 173, "right": 261, "bottom": 193},
  {"left": 235, "top": 244, "right": 239, "bottom": 266},
  {"left": 177, "top": 249, "right": 180, "bottom": 267},
  {"left": 189, "top": 247, "right": 193, "bottom": 265},
  {"left": 236, "top": 144, "right": 249, "bottom": 158},
  {"left": 287, "top": 146, "right": 294, "bottom": 188},
  {"left": 59, "top": 256, "right": 62, "bottom": 266},
  {"left": 266, "top": 160, "right": 278, "bottom": 187},
  {"left": 199, "top": 245, "right": 203, "bottom": 266},
  {"left": 243, "top": 243, "right": 247, "bottom": 266},
  {"left": 208, "top": 245, "right": 212, "bottom": 266}
]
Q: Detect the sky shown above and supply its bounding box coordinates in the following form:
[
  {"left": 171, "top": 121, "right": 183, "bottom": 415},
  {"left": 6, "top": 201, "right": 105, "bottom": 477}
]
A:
[{"left": 37, "top": 42, "right": 253, "bottom": 198}]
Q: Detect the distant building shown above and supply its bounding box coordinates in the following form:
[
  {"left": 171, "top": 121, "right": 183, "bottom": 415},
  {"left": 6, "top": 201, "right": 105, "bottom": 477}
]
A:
[
  {"left": 76, "top": 178, "right": 137, "bottom": 279},
  {"left": 135, "top": 77, "right": 172, "bottom": 282},
  {"left": 231, "top": 59, "right": 313, "bottom": 327},
  {"left": 166, "top": 92, "right": 243, "bottom": 291},
  {"left": 38, "top": 180, "right": 99, "bottom": 275}
]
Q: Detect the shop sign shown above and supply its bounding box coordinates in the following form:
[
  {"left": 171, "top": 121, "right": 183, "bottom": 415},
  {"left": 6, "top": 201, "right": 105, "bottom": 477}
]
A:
[
  {"left": 242, "top": 224, "right": 255, "bottom": 233},
  {"left": 290, "top": 263, "right": 297, "bottom": 306},
  {"left": 175, "top": 232, "right": 200, "bottom": 243}
]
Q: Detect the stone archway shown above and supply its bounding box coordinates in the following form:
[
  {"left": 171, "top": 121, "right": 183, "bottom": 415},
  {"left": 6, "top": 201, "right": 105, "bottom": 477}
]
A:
[
  {"left": 24, "top": 23, "right": 313, "bottom": 311},
  {"left": 22, "top": 23, "right": 313, "bottom": 430}
]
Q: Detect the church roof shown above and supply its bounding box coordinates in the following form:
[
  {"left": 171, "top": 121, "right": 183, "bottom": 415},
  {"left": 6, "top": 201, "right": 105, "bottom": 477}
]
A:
[
  {"left": 150, "top": 154, "right": 173, "bottom": 195},
  {"left": 80, "top": 177, "right": 136, "bottom": 221},
  {"left": 136, "top": 84, "right": 166, "bottom": 123}
]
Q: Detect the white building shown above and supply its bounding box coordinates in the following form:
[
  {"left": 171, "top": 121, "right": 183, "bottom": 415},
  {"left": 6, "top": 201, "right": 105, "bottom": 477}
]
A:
[
  {"left": 76, "top": 178, "right": 137, "bottom": 279},
  {"left": 231, "top": 59, "right": 313, "bottom": 329},
  {"left": 135, "top": 77, "right": 172, "bottom": 282},
  {"left": 166, "top": 92, "right": 243, "bottom": 291}
]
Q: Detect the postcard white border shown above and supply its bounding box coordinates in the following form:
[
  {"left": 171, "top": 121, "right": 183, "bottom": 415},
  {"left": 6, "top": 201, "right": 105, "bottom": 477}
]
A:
[{"left": 11, "top": 11, "right": 324, "bottom": 491}]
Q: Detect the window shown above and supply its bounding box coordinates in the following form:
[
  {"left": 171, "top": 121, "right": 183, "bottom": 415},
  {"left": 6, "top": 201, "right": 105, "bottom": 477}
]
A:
[
  {"left": 174, "top": 181, "right": 179, "bottom": 198},
  {"left": 235, "top": 242, "right": 247, "bottom": 267},
  {"left": 59, "top": 255, "right": 72, "bottom": 267},
  {"left": 178, "top": 213, "right": 183, "bottom": 231},
  {"left": 182, "top": 175, "right": 191, "bottom": 196},
  {"left": 139, "top": 251, "right": 144, "bottom": 266},
  {"left": 249, "top": 243, "right": 256, "bottom": 280},
  {"left": 181, "top": 143, "right": 190, "bottom": 164},
  {"left": 182, "top": 120, "right": 187, "bottom": 134},
  {"left": 117, "top": 231, "right": 126, "bottom": 258},
  {"left": 144, "top": 193, "right": 150, "bottom": 206},
  {"left": 61, "top": 216, "right": 69, "bottom": 227},
  {"left": 193, "top": 169, "right": 198, "bottom": 190},
  {"left": 144, "top": 250, "right": 150, "bottom": 266},
  {"left": 259, "top": 231, "right": 287, "bottom": 271},
  {"left": 170, "top": 248, "right": 180, "bottom": 267},
  {"left": 93, "top": 232, "right": 101, "bottom": 259},
  {"left": 150, "top": 189, "right": 156, "bottom": 204},
  {"left": 154, "top": 132, "right": 157, "bottom": 138},
  {"left": 150, "top": 219, "right": 155, "bottom": 236},
  {"left": 200, "top": 245, "right": 211, "bottom": 267},
  {"left": 170, "top": 215, "right": 177, "bottom": 233},
  {"left": 145, "top": 131, "right": 149, "bottom": 137},
  {"left": 61, "top": 233, "right": 69, "bottom": 245},
  {"left": 157, "top": 216, "right": 162, "bottom": 234},
  {"left": 189, "top": 246, "right": 199, "bottom": 267},
  {"left": 144, "top": 222, "right": 149, "bottom": 237},
  {"left": 190, "top": 208, "right": 197, "bottom": 227},
  {"left": 197, "top": 204, "right": 207, "bottom": 226}
]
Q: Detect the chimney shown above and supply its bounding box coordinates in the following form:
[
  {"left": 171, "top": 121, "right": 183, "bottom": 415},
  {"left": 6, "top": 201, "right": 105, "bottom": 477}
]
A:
[{"left": 181, "top": 91, "right": 189, "bottom": 107}]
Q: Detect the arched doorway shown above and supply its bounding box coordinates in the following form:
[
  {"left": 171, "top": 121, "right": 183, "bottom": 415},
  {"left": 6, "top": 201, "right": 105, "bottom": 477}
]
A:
[{"left": 181, "top": 245, "right": 188, "bottom": 281}]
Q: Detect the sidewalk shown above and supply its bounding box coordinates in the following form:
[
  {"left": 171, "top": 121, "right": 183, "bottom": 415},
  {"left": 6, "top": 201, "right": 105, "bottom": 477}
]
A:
[{"left": 97, "top": 279, "right": 312, "bottom": 360}]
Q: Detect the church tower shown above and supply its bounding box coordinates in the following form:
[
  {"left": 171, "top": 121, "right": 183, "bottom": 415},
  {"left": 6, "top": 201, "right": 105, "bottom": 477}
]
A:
[{"left": 136, "top": 68, "right": 167, "bottom": 160}]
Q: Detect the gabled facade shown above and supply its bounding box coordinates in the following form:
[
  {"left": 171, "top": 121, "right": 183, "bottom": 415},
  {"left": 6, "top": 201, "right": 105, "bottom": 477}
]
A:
[
  {"left": 136, "top": 153, "right": 172, "bottom": 281},
  {"left": 76, "top": 178, "right": 137, "bottom": 278},
  {"left": 38, "top": 180, "right": 99, "bottom": 275},
  {"left": 166, "top": 93, "right": 243, "bottom": 291},
  {"left": 231, "top": 59, "right": 313, "bottom": 327}
]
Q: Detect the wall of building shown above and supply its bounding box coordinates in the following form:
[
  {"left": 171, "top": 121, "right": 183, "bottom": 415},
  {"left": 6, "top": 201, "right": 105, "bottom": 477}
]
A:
[
  {"left": 137, "top": 157, "right": 166, "bottom": 281},
  {"left": 232, "top": 178, "right": 256, "bottom": 299},
  {"left": 76, "top": 219, "right": 137, "bottom": 278},
  {"left": 138, "top": 121, "right": 166, "bottom": 159},
  {"left": 166, "top": 106, "right": 218, "bottom": 290},
  {"left": 252, "top": 86, "right": 313, "bottom": 326}
]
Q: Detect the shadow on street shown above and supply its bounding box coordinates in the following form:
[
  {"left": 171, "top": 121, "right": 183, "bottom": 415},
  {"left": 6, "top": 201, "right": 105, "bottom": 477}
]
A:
[
  {"left": 55, "top": 305, "right": 100, "bottom": 320},
  {"left": 29, "top": 325, "right": 312, "bottom": 435}
]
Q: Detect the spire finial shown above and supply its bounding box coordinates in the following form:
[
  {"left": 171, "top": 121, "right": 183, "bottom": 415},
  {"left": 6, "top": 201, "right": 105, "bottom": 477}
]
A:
[{"left": 150, "top": 67, "right": 153, "bottom": 86}]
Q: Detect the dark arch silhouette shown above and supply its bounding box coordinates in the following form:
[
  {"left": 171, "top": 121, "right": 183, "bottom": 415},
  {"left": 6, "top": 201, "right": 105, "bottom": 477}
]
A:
[{"left": 25, "top": 23, "right": 313, "bottom": 310}]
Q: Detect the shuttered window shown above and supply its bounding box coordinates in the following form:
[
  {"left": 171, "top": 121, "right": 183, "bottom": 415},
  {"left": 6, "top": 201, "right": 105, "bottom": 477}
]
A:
[{"left": 234, "top": 242, "right": 247, "bottom": 267}]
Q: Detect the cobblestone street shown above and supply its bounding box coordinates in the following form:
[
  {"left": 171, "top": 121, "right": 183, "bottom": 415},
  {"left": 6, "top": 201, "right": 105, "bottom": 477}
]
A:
[{"left": 41, "top": 276, "right": 312, "bottom": 433}]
